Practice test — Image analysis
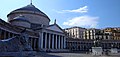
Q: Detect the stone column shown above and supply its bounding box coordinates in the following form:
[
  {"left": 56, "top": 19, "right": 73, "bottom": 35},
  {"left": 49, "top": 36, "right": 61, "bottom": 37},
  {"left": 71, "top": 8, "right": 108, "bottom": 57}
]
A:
[
  {"left": 49, "top": 33, "right": 51, "bottom": 49},
  {"left": 63, "top": 36, "right": 65, "bottom": 49},
  {"left": 45, "top": 32, "right": 47, "bottom": 49},
  {"left": 58, "top": 35, "right": 60, "bottom": 49},
  {"left": 61, "top": 36, "right": 63, "bottom": 49},
  {"left": 40, "top": 32, "right": 43, "bottom": 49},
  {"left": 30, "top": 38, "right": 32, "bottom": 47},
  {"left": 34, "top": 39, "right": 36, "bottom": 50},
  {"left": 0, "top": 30, "right": 2, "bottom": 39},
  {"left": 52, "top": 34, "right": 54, "bottom": 49},
  {"left": 12, "top": 34, "right": 14, "bottom": 37},
  {"left": 60, "top": 36, "right": 62, "bottom": 49},
  {"left": 63, "top": 36, "right": 66, "bottom": 49},
  {"left": 8, "top": 32, "right": 11, "bottom": 38},
  {"left": 31, "top": 38, "right": 34, "bottom": 50},
  {"left": 4, "top": 31, "right": 6, "bottom": 39},
  {"left": 56, "top": 35, "right": 58, "bottom": 49}
]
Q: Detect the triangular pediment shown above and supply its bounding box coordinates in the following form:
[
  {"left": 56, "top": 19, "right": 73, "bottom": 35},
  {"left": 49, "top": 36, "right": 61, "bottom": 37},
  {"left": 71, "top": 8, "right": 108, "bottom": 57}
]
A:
[{"left": 46, "top": 24, "right": 64, "bottom": 33}]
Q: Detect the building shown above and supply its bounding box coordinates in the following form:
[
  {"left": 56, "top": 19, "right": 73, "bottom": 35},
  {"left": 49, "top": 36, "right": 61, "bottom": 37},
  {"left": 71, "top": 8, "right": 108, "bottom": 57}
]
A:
[
  {"left": 66, "top": 28, "right": 120, "bottom": 52},
  {"left": 0, "top": 3, "right": 66, "bottom": 51},
  {"left": 66, "top": 38, "right": 93, "bottom": 51},
  {"left": 83, "top": 28, "right": 112, "bottom": 40},
  {"left": 64, "top": 26, "right": 86, "bottom": 39},
  {"left": 66, "top": 38, "right": 120, "bottom": 52},
  {"left": 104, "top": 27, "right": 120, "bottom": 40},
  {"left": 83, "top": 28, "right": 101, "bottom": 40}
]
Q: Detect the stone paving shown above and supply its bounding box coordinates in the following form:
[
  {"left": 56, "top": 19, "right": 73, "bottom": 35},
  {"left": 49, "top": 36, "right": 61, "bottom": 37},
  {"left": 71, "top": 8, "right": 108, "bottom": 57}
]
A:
[
  {"left": 0, "top": 52, "right": 120, "bottom": 57},
  {"left": 34, "top": 52, "right": 120, "bottom": 57}
]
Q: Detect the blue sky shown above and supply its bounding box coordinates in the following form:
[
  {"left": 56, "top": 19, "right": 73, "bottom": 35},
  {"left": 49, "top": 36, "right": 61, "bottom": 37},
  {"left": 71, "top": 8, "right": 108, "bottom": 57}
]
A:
[{"left": 0, "top": 0, "right": 120, "bottom": 29}]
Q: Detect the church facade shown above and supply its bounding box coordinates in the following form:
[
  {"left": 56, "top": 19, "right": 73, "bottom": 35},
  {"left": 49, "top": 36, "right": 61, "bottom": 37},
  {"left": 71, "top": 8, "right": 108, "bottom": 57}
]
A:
[{"left": 0, "top": 3, "right": 66, "bottom": 51}]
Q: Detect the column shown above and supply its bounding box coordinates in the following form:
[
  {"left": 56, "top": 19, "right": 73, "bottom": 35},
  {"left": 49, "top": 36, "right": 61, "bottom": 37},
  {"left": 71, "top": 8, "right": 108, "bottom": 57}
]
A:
[
  {"left": 32, "top": 38, "right": 34, "bottom": 50},
  {"left": 30, "top": 38, "right": 32, "bottom": 47},
  {"left": 33, "top": 39, "right": 35, "bottom": 50},
  {"left": 8, "top": 33, "right": 11, "bottom": 38},
  {"left": 63, "top": 36, "right": 66, "bottom": 48},
  {"left": 63, "top": 36, "right": 66, "bottom": 49},
  {"left": 61, "top": 36, "right": 63, "bottom": 49},
  {"left": 60, "top": 36, "right": 62, "bottom": 49},
  {"left": 58, "top": 35, "right": 60, "bottom": 49},
  {"left": 0, "top": 30, "right": 2, "bottom": 39},
  {"left": 40, "top": 32, "right": 43, "bottom": 48},
  {"left": 56, "top": 35, "right": 58, "bottom": 49},
  {"left": 45, "top": 32, "right": 47, "bottom": 49},
  {"left": 4, "top": 31, "right": 6, "bottom": 39},
  {"left": 12, "top": 34, "right": 14, "bottom": 37},
  {"left": 49, "top": 33, "right": 51, "bottom": 49},
  {"left": 52, "top": 34, "right": 54, "bottom": 49},
  {"left": 34, "top": 38, "right": 36, "bottom": 50}
]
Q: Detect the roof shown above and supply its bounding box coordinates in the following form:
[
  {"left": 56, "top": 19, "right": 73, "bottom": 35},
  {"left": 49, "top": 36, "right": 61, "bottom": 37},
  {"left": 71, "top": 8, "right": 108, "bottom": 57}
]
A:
[
  {"left": 64, "top": 26, "right": 86, "bottom": 30},
  {"left": 0, "top": 18, "right": 20, "bottom": 34},
  {"left": 7, "top": 4, "right": 48, "bottom": 17}
]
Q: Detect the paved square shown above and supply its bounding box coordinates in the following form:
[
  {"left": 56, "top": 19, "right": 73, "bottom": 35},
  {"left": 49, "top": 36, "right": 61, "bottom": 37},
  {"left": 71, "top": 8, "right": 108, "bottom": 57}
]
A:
[{"left": 34, "top": 52, "right": 120, "bottom": 57}]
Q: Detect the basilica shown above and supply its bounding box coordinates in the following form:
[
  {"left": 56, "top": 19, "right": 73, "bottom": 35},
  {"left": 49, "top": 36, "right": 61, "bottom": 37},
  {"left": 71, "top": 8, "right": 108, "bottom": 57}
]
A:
[{"left": 0, "top": 3, "right": 66, "bottom": 51}]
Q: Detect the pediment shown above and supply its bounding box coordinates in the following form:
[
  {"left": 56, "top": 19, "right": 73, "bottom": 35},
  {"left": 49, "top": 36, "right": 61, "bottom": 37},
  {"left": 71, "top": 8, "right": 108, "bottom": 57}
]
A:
[{"left": 46, "top": 24, "right": 64, "bottom": 33}]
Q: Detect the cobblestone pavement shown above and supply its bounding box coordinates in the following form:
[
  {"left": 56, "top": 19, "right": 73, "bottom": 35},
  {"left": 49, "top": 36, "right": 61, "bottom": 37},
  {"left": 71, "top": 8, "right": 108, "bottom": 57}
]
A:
[{"left": 34, "top": 52, "right": 120, "bottom": 57}]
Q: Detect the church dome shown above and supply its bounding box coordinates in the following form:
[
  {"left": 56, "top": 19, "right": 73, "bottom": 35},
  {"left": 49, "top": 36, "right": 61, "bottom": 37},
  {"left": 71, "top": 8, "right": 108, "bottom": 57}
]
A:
[
  {"left": 10, "top": 15, "right": 31, "bottom": 28},
  {"left": 7, "top": 4, "right": 50, "bottom": 27},
  {"left": 7, "top": 4, "right": 48, "bottom": 17},
  {"left": 10, "top": 15, "right": 30, "bottom": 23}
]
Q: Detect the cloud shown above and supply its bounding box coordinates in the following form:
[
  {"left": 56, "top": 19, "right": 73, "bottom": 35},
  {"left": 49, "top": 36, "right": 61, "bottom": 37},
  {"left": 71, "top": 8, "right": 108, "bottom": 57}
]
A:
[
  {"left": 63, "top": 15, "right": 99, "bottom": 28},
  {"left": 56, "top": 6, "right": 88, "bottom": 13}
]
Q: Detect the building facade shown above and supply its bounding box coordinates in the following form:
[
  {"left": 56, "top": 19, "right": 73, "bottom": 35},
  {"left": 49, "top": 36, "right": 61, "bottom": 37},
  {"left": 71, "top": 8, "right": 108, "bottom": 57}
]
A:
[
  {"left": 0, "top": 3, "right": 66, "bottom": 51},
  {"left": 66, "top": 27, "right": 120, "bottom": 52},
  {"left": 83, "top": 28, "right": 112, "bottom": 40},
  {"left": 66, "top": 38, "right": 120, "bottom": 51},
  {"left": 64, "top": 26, "right": 86, "bottom": 39},
  {"left": 104, "top": 27, "right": 120, "bottom": 40},
  {"left": 83, "top": 28, "right": 101, "bottom": 40}
]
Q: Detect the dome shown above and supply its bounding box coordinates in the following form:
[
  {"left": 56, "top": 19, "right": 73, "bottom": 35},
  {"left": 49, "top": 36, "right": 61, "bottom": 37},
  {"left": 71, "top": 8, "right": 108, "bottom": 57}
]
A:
[
  {"left": 7, "top": 4, "right": 48, "bottom": 18},
  {"left": 7, "top": 4, "right": 50, "bottom": 27},
  {"left": 10, "top": 15, "right": 31, "bottom": 28},
  {"left": 10, "top": 15, "right": 30, "bottom": 23}
]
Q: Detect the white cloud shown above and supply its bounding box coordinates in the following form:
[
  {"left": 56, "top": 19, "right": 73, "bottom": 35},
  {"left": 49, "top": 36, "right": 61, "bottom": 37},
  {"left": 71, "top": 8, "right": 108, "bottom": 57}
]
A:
[
  {"left": 63, "top": 15, "right": 99, "bottom": 28},
  {"left": 56, "top": 6, "right": 88, "bottom": 13},
  {"left": 63, "top": 6, "right": 88, "bottom": 13}
]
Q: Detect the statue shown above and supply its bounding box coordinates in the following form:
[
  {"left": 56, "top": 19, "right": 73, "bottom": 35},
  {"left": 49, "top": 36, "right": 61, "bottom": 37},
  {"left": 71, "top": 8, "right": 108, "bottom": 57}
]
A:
[
  {"left": 94, "top": 38, "right": 99, "bottom": 47},
  {"left": 0, "top": 28, "right": 33, "bottom": 52},
  {"left": 94, "top": 37, "right": 103, "bottom": 47},
  {"left": 19, "top": 28, "right": 33, "bottom": 51}
]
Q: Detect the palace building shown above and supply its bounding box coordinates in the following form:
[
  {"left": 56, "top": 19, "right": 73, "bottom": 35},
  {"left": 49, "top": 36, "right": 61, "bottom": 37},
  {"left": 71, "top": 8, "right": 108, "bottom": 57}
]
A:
[
  {"left": 0, "top": 3, "right": 66, "bottom": 51},
  {"left": 64, "top": 26, "right": 86, "bottom": 39},
  {"left": 65, "top": 27, "right": 120, "bottom": 52}
]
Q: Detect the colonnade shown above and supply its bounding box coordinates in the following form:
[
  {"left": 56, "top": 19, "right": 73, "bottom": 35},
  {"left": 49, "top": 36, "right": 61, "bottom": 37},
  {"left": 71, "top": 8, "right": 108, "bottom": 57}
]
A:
[
  {"left": 41, "top": 32, "right": 66, "bottom": 49},
  {"left": 29, "top": 37, "right": 38, "bottom": 50},
  {"left": 0, "top": 29, "right": 17, "bottom": 40}
]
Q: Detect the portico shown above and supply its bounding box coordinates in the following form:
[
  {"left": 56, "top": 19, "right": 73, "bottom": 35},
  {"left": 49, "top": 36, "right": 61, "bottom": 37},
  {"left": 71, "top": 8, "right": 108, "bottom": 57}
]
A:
[{"left": 39, "top": 24, "right": 66, "bottom": 50}]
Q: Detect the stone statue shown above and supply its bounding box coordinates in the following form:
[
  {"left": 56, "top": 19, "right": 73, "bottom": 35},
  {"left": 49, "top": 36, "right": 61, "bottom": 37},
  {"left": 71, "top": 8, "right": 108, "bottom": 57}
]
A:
[
  {"left": 19, "top": 28, "right": 33, "bottom": 51},
  {"left": 0, "top": 29, "right": 33, "bottom": 52},
  {"left": 19, "top": 33, "right": 33, "bottom": 51},
  {"left": 94, "top": 37, "right": 102, "bottom": 47}
]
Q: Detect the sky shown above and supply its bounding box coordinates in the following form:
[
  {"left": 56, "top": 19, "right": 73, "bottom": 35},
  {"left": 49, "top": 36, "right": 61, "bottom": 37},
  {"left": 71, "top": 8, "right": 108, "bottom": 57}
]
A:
[{"left": 0, "top": 0, "right": 120, "bottom": 29}]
